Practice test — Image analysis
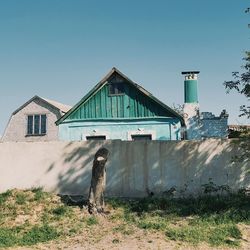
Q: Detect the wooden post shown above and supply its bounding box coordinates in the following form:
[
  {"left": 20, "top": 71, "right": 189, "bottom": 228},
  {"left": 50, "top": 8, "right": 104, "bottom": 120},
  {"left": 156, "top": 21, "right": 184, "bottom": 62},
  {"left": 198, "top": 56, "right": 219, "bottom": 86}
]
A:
[{"left": 88, "top": 147, "right": 109, "bottom": 214}]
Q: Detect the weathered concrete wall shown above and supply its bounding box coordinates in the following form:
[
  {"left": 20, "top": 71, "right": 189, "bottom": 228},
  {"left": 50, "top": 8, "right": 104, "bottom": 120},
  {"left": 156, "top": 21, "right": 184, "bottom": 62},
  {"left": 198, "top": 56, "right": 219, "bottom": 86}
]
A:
[
  {"left": 0, "top": 140, "right": 249, "bottom": 197},
  {"left": 200, "top": 111, "right": 228, "bottom": 139}
]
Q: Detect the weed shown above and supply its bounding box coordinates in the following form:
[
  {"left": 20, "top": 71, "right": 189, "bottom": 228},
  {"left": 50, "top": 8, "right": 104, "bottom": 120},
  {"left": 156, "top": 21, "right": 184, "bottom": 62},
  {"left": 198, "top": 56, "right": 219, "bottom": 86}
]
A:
[
  {"left": 208, "top": 224, "right": 241, "bottom": 247},
  {"left": 165, "top": 223, "right": 242, "bottom": 247},
  {"left": 112, "top": 238, "right": 120, "bottom": 244},
  {"left": 138, "top": 216, "right": 167, "bottom": 230},
  {"left": 68, "top": 222, "right": 84, "bottom": 235},
  {"left": 21, "top": 224, "right": 59, "bottom": 245},
  {"left": 86, "top": 216, "right": 98, "bottom": 226},
  {"left": 31, "top": 187, "right": 47, "bottom": 201},
  {"left": 16, "top": 193, "right": 27, "bottom": 205},
  {"left": 52, "top": 205, "right": 71, "bottom": 217},
  {"left": 106, "top": 191, "right": 249, "bottom": 248},
  {"left": 166, "top": 226, "right": 206, "bottom": 245},
  {"left": 0, "top": 188, "right": 248, "bottom": 248},
  {"left": 0, "top": 190, "right": 12, "bottom": 205},
  {"left": 41, "top": 210, "right": 51, "bottom": 223},
  {"left": 0, "top": 227, "right": 18, "bottom": 247},
  {"left": 113, "top": 224, "right": 134, "bottom": 235},
  {"left": 5, "top": 203, "right": 18, "bottom": 218}
]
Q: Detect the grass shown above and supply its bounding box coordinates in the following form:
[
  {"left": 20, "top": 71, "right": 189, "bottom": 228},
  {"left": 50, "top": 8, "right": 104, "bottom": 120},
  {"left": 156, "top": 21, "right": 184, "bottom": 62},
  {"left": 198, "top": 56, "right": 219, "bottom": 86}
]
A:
[
  {"left": 31, "top": 187, "right": 47, "bottom": 201},
  {"left": 106, "top": 190, "right": 250, "bottom": 248},
  {"left": 0, "top": 188, "right": 87, "bottom": 248},
  {"left": 0, "top": 188, "right": 249, "bottom": 248},
  {"left": 21, "top": 224, "right": 59, "bottom": 246},
  {"left": 0, "top": 225, "right": 59, "bottom": 247},
  {"left": 0, "top": 190, "right": 12, "bottom": 205},
  {"left": 86, "top": 216, "right": 98, "bottom": 226}
]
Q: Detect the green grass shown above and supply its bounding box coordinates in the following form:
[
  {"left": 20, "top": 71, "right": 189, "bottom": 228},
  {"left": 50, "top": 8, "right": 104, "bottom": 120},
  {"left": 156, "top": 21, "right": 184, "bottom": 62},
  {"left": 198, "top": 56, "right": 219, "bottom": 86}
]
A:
[
  {"left": 165, "top": 223, "right": 242, "bottom": 247},
  {"left": 16, "top": 193, "right": 27, "bottom": 205},
  {"left": 0, "top": 227, "right": 19, "bottom": 248},
  {"left": 0, "top": 188, "right": 249, "bottom": 248},
  {"left": 0, "top": 189, "right": 85, "bottom": 248},
  {"left": 52, "top": 205, "right": 72, "bottom": 217},
  {"left": 0, "top": 225, "right": 59, "bottom": 248},
  {"left": 31, "top": 187, "right": 47, "bottom": 201},
  {"left": 21, "top": 224, "right": 59, "bottom": 246},
  {"left": 137, "top": 215, "right": 168, "bottom": 230},
  {"left": 86, "top": 216, "right": 98, "bottom": 226},
  {"left": 107, "top": 191, "right": 250, "bottom": 248},
  {"left": 0, "top": 190, "right": 12, "bottom": 205}
]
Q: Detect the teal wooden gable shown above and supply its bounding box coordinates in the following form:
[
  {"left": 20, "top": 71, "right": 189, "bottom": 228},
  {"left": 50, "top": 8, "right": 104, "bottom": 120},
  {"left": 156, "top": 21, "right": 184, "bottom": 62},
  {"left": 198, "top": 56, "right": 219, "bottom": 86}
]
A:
[{"left": 56, "top": 68, "right": 184, "bottom": 124}]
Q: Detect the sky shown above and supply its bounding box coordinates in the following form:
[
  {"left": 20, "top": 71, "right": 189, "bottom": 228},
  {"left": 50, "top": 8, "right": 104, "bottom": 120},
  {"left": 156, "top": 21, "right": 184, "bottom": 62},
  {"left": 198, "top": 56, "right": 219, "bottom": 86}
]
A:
[{"left": 0, "top": 0, "right": 249, "bottom": 135}]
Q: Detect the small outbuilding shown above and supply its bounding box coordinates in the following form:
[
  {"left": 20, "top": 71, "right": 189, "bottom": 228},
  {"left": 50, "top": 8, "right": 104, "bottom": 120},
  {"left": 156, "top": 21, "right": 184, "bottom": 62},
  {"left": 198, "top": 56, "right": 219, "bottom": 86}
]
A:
[
  {"left": 56, "top": 67, "right": 184, "bottom": 141},
  {"left": 2, "top": 95, "right": 71, "bottom": 142}
]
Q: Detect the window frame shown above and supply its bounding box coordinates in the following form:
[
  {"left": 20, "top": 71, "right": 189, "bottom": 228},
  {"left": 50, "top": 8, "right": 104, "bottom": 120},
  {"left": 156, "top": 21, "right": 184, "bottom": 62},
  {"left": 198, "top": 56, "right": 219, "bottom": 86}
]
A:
[
  {"left": 26, "top": 114, "right": 47, "bottom": 136},
  {"left": 108, "top": 81, "right": 125, "bottom": 96},
  {"left": 131, "top": 134, "right": 152, "bottom": 141},
  {"left": 84, "top": 131, "right": 109, "bottom": 141},
  {"left": 127, "top": 130, "right": 156, "bottom": 141},
  {"left": 86, "top": 135, "right": 107, "bottom": 141}
]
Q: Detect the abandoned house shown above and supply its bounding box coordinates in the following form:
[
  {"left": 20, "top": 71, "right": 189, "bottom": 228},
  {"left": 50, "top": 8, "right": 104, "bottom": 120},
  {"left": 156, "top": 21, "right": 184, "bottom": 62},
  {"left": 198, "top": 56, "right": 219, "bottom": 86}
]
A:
[
  {"left": 2, "top": 95, "right": 71, "bottom": 142},
  {"left": 56, "top": 67, "right": 184, "bottom": 141}
]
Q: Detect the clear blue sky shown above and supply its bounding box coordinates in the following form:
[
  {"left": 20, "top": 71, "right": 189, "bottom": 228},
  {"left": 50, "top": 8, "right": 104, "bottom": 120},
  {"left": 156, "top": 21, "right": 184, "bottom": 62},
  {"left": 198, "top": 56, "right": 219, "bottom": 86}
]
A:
[{"left": 0, "top": 0, "right": 249, "bottom": 135}]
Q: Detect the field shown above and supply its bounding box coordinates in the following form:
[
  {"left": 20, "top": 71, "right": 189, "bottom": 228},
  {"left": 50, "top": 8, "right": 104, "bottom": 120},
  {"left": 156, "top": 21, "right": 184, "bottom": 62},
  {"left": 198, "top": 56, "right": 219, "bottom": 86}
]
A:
[{"left": 0, "top": 188, "right": 249, "bottom": 249}]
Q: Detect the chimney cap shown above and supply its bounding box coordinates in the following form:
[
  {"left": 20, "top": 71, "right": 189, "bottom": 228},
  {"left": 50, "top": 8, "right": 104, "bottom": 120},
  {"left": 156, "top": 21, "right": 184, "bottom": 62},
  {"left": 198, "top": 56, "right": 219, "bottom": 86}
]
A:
[{"left": 181, "top": 71, "right": 200, "bottom": 75}]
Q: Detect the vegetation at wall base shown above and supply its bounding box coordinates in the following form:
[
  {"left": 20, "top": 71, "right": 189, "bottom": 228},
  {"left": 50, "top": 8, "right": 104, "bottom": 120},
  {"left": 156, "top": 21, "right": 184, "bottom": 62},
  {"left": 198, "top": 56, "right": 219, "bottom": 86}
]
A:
[{"left": 0, "top": 188, "right": 249, "bottom": 248}]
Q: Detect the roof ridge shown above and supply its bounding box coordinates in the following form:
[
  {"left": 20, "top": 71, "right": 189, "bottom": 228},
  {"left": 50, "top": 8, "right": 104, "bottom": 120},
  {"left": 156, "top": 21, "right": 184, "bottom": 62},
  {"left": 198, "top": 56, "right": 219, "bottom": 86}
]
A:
[{"left": 56, "top": 68, "right": 184, "bottom": 125}]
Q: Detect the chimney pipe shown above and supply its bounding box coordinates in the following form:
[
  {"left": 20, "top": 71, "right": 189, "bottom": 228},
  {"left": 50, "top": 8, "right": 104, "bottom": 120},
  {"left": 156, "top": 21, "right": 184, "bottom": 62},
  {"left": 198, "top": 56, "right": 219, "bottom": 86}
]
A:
[{"left": 182, "top": 71, "right": 200, "bottom": 103}]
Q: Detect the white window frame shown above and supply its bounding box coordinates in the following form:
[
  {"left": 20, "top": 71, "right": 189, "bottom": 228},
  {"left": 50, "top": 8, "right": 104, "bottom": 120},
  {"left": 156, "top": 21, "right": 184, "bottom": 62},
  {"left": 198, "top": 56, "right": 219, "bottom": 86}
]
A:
[
  {"left": 26, "top": 114, "right": 47, "bottom": 136},
  {"left": 83, "top": 131, "right": 110, "bottom": 141},
  {"left": 127, "top": 129, "right": 156, "bottom": 141}
]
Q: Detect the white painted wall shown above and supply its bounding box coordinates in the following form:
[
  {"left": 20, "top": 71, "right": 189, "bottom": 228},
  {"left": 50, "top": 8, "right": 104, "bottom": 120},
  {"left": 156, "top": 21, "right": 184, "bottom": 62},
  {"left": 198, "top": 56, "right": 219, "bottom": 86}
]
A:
[{"left": 0, "top": 140, "right": 248, "bottom": 197}]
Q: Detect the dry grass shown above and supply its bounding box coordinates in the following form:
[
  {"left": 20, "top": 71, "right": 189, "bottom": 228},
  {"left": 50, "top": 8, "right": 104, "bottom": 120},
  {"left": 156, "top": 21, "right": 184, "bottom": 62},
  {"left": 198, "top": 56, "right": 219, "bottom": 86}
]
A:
[{"left": 0, "top": 188, "right": 249, "bottom": 249}]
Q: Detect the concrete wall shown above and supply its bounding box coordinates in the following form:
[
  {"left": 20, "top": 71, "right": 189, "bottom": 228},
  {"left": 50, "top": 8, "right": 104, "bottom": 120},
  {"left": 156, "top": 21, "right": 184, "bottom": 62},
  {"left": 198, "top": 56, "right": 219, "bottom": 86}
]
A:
[
  {"left": 184, "top": 104, "right": 229, "bottom": 140},
  {"left": 200, "top": 112, "right": 228, "bottom": 139},
  {"left": 2, "top": 99, "right": 61, "bottom": 142},
  {"left": 59, "top": 118, "right": 182, "bottom": 141},
  {"left": 0, "top": 140, "right": 249, "bottom": 197}
]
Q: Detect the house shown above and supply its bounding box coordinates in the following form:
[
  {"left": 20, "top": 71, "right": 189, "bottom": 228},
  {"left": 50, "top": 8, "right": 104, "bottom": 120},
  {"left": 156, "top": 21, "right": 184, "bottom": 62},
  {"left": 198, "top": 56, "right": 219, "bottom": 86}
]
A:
[
  {"left": 182, "top": 71, "right": 229, "bottom": 140},
  {"left": 56, "top": 67, "right": 184, "bottom": 141},
  {"left": 2, "top": 95, "right": 71, "bottom": 142}
]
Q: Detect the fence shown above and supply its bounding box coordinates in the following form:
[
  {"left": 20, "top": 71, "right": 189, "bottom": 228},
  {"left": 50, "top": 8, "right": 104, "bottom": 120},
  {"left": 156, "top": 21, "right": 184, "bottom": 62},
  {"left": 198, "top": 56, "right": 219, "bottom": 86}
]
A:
[{"left": 0, "top": 139, "right": 249, "bottom": 197}]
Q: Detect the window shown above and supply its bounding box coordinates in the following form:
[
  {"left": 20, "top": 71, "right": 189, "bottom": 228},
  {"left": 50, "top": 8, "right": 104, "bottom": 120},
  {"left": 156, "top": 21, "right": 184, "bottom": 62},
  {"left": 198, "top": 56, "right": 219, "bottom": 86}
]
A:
[
  {"left": 108, "top": 74, "right": 125, "bottom": 95},
  {"left": 109, "top": 83, "right": 125, "bottom": 95},
  {"left": 27, "top": 114, "right": 47, "bottom": 135},
  {"left": 86, "top": 135, "right": 106, "bottom": 140},
  {"left": 131, "top": 134, "right": 152, "bottom": 141}
]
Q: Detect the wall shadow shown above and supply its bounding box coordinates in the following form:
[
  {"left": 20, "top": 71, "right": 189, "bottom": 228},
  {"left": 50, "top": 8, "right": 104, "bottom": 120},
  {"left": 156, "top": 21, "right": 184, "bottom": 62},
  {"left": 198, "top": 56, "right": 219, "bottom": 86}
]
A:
[{"left": 41, "top": 139, "right": 249, "bottom": 198}]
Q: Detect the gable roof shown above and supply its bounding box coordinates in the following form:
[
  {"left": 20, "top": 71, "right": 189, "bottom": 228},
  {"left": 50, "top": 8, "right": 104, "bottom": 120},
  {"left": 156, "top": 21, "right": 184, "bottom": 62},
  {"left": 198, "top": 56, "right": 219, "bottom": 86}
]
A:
[
  {"left": 41, "top": 97, "right": 72, "bottom": 114},
  {"left": 56, "top": 67, "right": 184, "bottom": 125},
  {"left": 12, "top": 95, "right": 71, "bottom": 115}
]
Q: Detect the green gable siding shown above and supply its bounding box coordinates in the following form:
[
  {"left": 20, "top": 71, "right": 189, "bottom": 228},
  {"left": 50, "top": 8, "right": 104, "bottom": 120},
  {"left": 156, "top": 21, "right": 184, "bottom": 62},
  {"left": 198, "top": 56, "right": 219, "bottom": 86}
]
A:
[{"left": 65, "top": 80, "right": 174, "bottom": 121}]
